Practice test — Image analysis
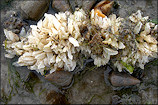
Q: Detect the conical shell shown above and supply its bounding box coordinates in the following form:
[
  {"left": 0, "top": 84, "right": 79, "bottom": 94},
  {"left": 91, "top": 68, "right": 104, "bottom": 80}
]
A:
[{"left": 109, "top": 71, "right": 140, "bottom": 86}]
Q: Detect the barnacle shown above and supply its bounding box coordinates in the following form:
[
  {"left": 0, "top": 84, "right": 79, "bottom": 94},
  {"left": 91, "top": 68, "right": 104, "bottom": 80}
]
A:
[{"left": 3, "top": 8, "right": 158, "bottom": 75}]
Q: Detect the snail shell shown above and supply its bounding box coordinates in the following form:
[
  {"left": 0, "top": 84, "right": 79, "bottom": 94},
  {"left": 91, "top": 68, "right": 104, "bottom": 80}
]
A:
[
  {"left": 109, "top": 71, "right": 140, "bottom": 87},
  {"left": 94, "top": 0, "right": 114, "bottom": 17}
]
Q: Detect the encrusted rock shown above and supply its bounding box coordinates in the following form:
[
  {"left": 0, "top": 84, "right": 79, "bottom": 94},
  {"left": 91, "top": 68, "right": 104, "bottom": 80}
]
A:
[{"left": 3, "top": 15, "right": 29, "bottom": 34}]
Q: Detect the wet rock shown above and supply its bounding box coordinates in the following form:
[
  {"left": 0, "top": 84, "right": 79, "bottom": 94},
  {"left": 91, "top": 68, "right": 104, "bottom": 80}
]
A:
[
  {"left": 34, "top": 82, "right": 69, "bottom": 104},
  {"left": 69, "top": 0, "right": 83, "bottom": 12},
  {"left": 52, "top": 0, "right": 72, "bottom": 12},
  {"left": 116, "top": 0, "right": 157, "bottom": 19},
  {"left": 139, "top": 85, "right": 157, "bottom": 104},
  {"left": 0, "top": 56, "right": 69, "bottom": 104},
  {"left": 1, "top": 59, "right": 41, "bottom": 104},
  {"left": 142, "top": 59, "right": 158, "bottom": 85},
  {"left": 23, "top": 71, "right": 41, "bottom": 92},
  {"left": 111, "top": 95, "right": 122, "bottom": 104},
  {"left": 45, "top": 90, "right": 69, "bottom": 104},
  {"left": 104, "top": 65, "right": 114, "bottom": 86},
  {"left": 66, "top": 66, "right": 115, "bottom": 104},
  {"left": 19, "top": 0, "right": 50, "bottom": 21},
  {"left": 69, "top": 0, "right": 97, "bottom": 13},
  {"left": 120, "top": 93, "right": 141, "bottom": 104},
  {"left": 0, "top": 0, "right": 13, "bottom": 10},
  {"left": 26, "top": 71, "right": 69, "bottom": 104},
  {"left": 45, "top": 70, "right": 73, "bottom": 88},
  {"left": 109, "top": 71, "right": 140, "bottom": 87},
  {"left": 52, "top": 0, "right": 96, "bottom": 13},
  {"left": 81, "top": 0, "right": 96, "bottom": 13},
  {"left": 137, "top": 59, "right": 158, "bottom": 104}
]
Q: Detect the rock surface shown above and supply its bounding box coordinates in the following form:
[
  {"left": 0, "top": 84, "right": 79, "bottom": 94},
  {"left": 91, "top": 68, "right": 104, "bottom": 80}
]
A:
[
  {"left": 1, "top": 58, "right": 68, "bottom": 104},
  {"left": 52, "top": 0, "right": 72, "bottom": 12},
  {"left": 19, "top": 0, "right": 50, "bottom": 21},
  {"left": 52, "top": 0, "right": 97, "bottom": 13},
  {"left": 65, "top": 66, "right": 115, "bottom": 104},
  {"left": 0, "top": 0, "right": 157, "bottom": 104},
  {"left": 117, "top": 0, "right": 157, "bottom": 19}
]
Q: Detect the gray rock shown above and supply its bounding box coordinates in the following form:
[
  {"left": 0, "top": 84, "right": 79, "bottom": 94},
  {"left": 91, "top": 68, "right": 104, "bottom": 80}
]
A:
[
  {"left": 82, "top": 0, "right": 96, "bottom": 13},
  {"left": 19, "top": 0, "right": 50, "bottom": 21},
  {"left": 0, "top": 56, "right": 68, "bottom": 104},
  {"left": 117, "top": 0, "right": 157, "bottom": 19},
  {"left": 69, "top": 0, "right": 97, "bottom": 13},
  {"left": 52, "top": 0, "right": 72, "bottom": 12},
  {"left": 52, "top": 0, "right": 96, "bottom": 13},
  {"left": 28, "top": 71, "right": 69, "bottom": 104},
  {"left": 66, "top": 66, "right": 115, "bottom": 104}
]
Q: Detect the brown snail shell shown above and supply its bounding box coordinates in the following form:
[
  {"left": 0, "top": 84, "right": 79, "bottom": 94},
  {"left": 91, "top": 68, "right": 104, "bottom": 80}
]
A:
[
  {"left": 94, "top": 9, "right": 106, "bottom": 18},
  {"left": 45, "top": 70, "right": 73, "bottom": 88},
  {"left": 94, "top": 0, "right": 114, "bottom": 17},
  {"left": 109, "top": 71, "right": 141, "bottom": 87}
]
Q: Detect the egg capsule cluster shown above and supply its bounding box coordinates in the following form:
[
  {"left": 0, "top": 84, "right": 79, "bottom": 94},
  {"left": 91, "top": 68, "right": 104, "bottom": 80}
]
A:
[{"left": 3, "top": 9, "right": 157, "bottom": 75}]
